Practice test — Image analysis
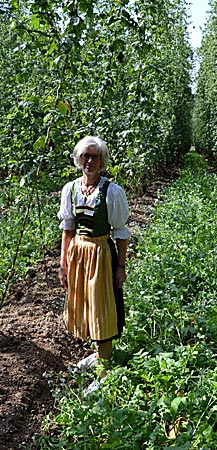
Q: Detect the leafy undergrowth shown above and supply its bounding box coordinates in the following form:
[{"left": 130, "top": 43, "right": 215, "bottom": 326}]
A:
[{"left": 34, "top": 151, "right": 217, "bottom": 450}]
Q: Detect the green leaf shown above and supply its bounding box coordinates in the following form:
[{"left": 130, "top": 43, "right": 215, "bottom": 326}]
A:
[
  {"left": 57, "top": 101, "right": 68, "bottom": 116},
  {"left": 33, "top": 136, "right": 46, "bottom": 151},
  {"left": 79, "top": 0, "right": 93, "bottom": 15},
  {"left": 30, "top": 14, "right": 40, "bottom": 30},
  {"left": 48, "top": 42, "right": 58, "bottom": 55},
  {"left": 170, "top": 397, "right": 187, "bottom": 414},
  {"left": 11, "top": 0, "right": 19, "bottom": 9}
]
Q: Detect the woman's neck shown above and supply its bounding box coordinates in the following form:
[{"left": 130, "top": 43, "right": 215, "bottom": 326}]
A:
[{"left": 82, "top": 174, "right": 100, "bottom": 187}]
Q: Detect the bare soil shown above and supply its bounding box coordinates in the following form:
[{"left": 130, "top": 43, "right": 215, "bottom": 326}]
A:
[{"left": 0, "top": 168, "right": 179, "bottom": 450}]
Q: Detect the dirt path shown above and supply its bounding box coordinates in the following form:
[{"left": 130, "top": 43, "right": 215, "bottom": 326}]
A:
[{"left": 0, "top": 167, "right": 179, "bottom": 450}]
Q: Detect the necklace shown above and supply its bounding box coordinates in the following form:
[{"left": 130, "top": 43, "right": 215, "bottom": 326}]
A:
[{"left": 81, "top": 177, "right": 100, "bottom": 203}]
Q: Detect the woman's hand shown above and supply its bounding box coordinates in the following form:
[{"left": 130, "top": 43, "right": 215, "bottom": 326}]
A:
[
  {"left": 116, "top": 238, "right": 128, "bottom": 288},
  {"left": 59, "top": 266, "right": 68, "bottom": 288},
  {"left": 116, "top": 266, "right": 126, "bottom": 288}
]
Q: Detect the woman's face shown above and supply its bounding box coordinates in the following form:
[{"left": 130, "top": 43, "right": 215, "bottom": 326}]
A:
[{"left": 80, "top": 146, "right": 101, "bottom": 176}]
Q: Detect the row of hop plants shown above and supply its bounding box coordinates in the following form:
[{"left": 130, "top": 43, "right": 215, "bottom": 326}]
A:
[
  {"left": 0, "top": 0, "right": 193, "bottom": 195},
  {"left": 193, "top": 0, "right": 217, "bottom": 165}
]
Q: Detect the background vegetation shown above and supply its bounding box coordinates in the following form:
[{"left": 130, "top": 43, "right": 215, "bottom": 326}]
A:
[{"left": 0, "top": 0, "right": 193, "bottom": 187}]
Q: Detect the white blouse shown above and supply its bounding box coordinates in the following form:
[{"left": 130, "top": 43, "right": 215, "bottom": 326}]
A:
[{"left": 58, "top": 176, "right": 131, "bottom": 239}]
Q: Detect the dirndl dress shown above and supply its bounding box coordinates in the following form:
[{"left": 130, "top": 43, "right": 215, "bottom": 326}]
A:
[{"left": 63, "top": 180, "right": 125, "bottom": 343}]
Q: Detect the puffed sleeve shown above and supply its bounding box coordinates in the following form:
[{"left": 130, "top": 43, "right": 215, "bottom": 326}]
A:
[
  {"left": 58, "top": 181, "right": 75, "bottom": 230},
  {"left": 107, "top": 182, "right": 131, "bottom": 239}
]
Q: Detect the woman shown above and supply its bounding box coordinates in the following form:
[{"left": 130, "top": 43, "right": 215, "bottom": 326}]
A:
[{"left": 58, "top": 136, "right": 131, "bottom": 368}]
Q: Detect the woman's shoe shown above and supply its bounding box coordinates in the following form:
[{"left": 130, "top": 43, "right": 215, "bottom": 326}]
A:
[{"left": 77, "top": 353, "right": 97, "bottom": 370}]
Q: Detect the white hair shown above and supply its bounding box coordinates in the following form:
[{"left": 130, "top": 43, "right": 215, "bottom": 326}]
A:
[{"left": 73, "top": 136, "right": 109, "bottom": 172}]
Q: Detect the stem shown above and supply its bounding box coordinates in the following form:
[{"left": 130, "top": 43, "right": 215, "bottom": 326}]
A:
[{"left": 35, "top": 179, "right": 49, "bottom": 284}]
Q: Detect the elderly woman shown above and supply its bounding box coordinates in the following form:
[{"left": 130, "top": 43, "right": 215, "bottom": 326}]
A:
[{"left": 58, "top": 136, "right": 131, "bottom": 368}]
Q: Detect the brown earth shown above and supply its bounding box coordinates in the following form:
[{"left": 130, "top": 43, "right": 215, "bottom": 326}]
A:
[{"left": 0, "top": 168, "right": 179, "bottom": 450}]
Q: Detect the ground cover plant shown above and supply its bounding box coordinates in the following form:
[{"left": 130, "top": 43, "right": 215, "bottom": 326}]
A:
[{"left": 32, "top": 150, "right": 217, "bottom": 449}]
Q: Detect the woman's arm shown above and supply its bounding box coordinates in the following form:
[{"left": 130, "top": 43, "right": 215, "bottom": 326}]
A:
[
  {"left": 106, "top": 182, "right": 130, "bottom": 288},
  {"left": 58, "top": 181, "right": 76, "bottom": 288},
  {"left": 116, "top": 238, "right": 128, "bottom": 288},
  {"left": 106, "top": 182, "right": 131, "bottom": 241},
  {"left": 59, "top": 229, "right": 75, "bottom": 288}
]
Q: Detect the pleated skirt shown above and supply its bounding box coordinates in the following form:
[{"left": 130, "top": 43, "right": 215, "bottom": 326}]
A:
[{"left": 63, "top": 234, "right": 124, "bottom": 342}]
